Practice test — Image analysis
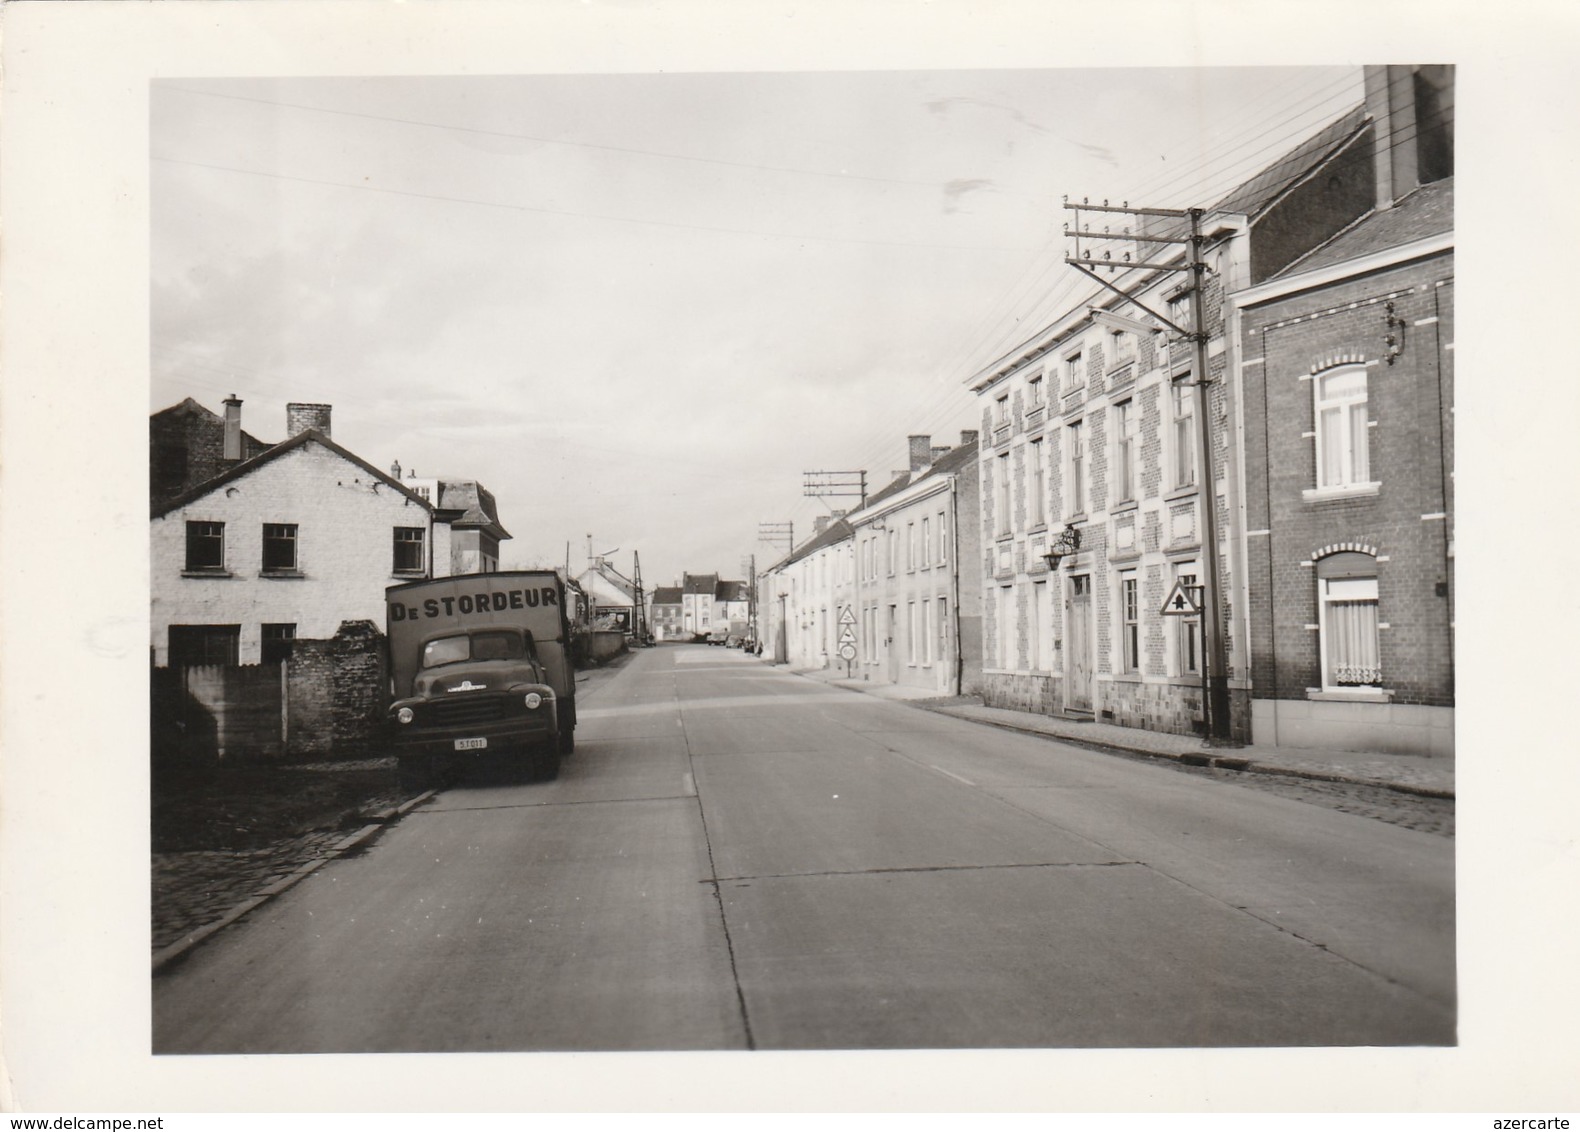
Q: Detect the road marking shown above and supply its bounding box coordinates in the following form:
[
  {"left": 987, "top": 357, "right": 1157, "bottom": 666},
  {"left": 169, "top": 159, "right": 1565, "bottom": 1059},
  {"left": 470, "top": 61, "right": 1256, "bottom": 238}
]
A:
[{"left": 931, "top": 765, "right": 975, "bottom": 787}]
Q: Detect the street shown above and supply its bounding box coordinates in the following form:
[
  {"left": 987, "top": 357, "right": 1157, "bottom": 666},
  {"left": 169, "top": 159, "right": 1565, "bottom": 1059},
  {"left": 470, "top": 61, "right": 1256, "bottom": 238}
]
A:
[{"left": 153, "top": 644, "right": 1455, "bottom": 1052}]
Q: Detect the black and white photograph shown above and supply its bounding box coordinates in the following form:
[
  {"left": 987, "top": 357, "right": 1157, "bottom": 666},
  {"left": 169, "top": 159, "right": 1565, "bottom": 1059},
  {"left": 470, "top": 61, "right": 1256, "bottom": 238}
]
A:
[{"left": 2, "top": 0, "right": 1577, "bottom": 1118}]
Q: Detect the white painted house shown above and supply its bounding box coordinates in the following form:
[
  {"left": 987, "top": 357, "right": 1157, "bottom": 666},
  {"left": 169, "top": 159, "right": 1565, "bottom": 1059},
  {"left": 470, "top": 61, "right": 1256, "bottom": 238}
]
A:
[{"left": 150, "top": 418, "right": 451, "bottom": 667}]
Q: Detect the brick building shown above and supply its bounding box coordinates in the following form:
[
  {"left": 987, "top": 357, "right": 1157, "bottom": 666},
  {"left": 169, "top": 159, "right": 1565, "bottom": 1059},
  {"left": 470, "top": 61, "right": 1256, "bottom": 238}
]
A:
[
  {"left": 967, "top": 100, "right": 1383, "bottom": 740},
  {"left": 1230, "top": 65, "right": 1454, "bottom": 755},
  {"left": 150, "top": 399, "right": 453, "bottom": 666},
  {"left": 150, "top": 395, "right": 272, "bottom": 510}
]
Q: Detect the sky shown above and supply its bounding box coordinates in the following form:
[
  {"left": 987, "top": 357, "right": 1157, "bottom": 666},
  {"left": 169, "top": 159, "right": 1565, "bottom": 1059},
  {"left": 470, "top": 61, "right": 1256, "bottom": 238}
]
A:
[{"left": 151, "top": 66, "right": 1365, "bottom": 589}]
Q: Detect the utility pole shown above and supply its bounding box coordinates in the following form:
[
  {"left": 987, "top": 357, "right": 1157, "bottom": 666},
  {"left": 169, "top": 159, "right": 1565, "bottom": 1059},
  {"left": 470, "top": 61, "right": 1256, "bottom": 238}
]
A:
[
  {"left": 1062, "top": 196, "right": 1232, "bottom": 743},
  {"left": 632, "top": 550, "right": 646, "bottom": 644},
  {"left": 801, "top": 470, "right": 868, "bottom": 510},
  {"left": 758, "top": 521, "right": 794, "bottom": 557}
]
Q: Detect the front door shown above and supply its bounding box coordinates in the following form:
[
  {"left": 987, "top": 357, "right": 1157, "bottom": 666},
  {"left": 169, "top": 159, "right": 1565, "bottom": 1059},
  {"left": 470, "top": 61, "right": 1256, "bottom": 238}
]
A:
[
  {"left": 886, "top": 604, "right": 899, "bottom": 682},
  {"left": 1066, "top": 575, "right": 1093, "bottom": 713}
]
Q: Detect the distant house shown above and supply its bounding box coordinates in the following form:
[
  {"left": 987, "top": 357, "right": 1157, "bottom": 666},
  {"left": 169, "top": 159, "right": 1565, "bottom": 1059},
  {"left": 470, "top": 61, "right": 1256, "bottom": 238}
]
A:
[
  {"left": 649, "top": 586, "right": 684, "bottom": 640},
  {"left": 389, "top": 466, "right": 511, "bottom": 575},
  {"left": 576, "top": 556, "right": 641, "bottom": 634},
  {"left": 846, "top": 432, "right": 982, "bottom": 694}
]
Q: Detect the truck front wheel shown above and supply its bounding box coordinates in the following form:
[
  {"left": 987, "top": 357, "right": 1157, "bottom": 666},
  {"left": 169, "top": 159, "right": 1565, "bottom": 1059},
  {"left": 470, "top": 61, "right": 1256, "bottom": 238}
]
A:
[
  {"left": 558, "top": 727, "right": 575, "bottom": 757},
  {"left": 398, "top": 756, "right": 434, "bottom": 792},
  {"left": 530, "top": 741, "right": 561, "bottom": 782}
]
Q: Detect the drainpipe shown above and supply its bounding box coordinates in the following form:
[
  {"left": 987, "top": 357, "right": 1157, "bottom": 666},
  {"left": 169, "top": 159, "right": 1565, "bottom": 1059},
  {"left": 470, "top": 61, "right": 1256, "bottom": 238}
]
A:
[{"left": 951, "top": 476, "right": 964, "bottom": 696}]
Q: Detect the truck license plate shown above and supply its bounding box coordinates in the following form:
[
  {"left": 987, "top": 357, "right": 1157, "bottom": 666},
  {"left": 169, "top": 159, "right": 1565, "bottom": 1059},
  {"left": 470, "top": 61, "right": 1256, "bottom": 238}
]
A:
[{"left": 454, "top": 737, "right": 488, "bottom": 751}]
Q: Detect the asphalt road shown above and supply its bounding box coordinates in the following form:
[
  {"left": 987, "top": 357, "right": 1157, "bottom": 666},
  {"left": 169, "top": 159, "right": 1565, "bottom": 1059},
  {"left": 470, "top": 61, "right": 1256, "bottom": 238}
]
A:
[{"left": 153, "top": 644, "right": 1455, "bottom": 1052}]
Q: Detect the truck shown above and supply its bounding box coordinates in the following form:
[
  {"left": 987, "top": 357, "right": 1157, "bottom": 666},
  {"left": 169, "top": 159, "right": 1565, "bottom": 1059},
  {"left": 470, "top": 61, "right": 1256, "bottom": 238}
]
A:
[{"left": 385, "top": 571, "right": 577, "bottom": 788}]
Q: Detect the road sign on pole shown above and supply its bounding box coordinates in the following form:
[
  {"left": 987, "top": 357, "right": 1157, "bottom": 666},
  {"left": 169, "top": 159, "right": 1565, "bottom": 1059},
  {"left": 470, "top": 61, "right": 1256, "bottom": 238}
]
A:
[{"left": 1160, "top": 581, "right": 1202, "bottom": 617}]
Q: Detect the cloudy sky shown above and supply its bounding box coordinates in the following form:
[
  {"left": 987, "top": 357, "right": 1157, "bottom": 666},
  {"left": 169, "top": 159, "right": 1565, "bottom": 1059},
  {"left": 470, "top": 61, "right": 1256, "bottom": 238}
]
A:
[{"left": 151, "top": 66, "right": 1363, "bottom": 588}]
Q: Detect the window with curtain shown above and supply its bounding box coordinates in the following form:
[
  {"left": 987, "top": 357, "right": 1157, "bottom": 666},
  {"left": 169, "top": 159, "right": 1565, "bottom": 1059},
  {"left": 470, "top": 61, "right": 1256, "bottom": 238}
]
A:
[{"left": 1317, "top": 552, "right": 1381, "bottom": 688}]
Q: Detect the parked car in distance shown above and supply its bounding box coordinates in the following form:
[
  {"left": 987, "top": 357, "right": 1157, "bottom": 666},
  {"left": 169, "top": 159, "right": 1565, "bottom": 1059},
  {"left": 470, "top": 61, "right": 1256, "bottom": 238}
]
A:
[
  {"left": 706, "top": 629, "right": 729, "bottom": 645},
  {"left": 725, "top": 634, "right": 744, "bottom": 648}
]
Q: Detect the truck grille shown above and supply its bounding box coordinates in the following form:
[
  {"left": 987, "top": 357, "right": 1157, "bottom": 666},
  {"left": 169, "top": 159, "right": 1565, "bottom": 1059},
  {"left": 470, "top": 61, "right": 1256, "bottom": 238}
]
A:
[{"left": 421, "top": 695, "right": 509, "bottom": 727}]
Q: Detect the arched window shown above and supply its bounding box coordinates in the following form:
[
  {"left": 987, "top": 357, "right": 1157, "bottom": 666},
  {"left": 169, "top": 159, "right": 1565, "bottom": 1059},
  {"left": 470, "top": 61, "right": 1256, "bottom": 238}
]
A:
[{"left": 1316, "top": 551, "right": 1381, "bottom": 689}]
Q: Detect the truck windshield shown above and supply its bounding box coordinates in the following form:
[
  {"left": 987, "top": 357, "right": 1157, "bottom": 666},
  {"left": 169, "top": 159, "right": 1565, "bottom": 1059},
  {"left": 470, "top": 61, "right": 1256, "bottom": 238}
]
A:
[{"left": 421, "top": 630, "right": 529, "bottom": 669}]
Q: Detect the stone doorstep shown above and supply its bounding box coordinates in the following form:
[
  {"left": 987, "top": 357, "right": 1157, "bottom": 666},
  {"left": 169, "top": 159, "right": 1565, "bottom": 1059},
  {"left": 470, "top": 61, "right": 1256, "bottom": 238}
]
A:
[{"left": 152, "top": 788, "right": 438, "bottom": 974}]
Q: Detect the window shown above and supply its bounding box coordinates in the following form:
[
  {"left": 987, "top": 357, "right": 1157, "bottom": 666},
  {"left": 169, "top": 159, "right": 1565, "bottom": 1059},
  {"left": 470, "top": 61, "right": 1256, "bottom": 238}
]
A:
[
  {"left": 907, "top": 601, "right": 917, "bottom": 664},
  {"left": 1109, "top": 328, "right": 1135, "bottom": 370},
  {"left": 262, "top": 523, "right": 298, "bottom": 572},
  {"left": 921, "top": 599, "right": 932, "bottom": 665},
  {"left": 921, "top": 517, "right": 931, "bottom": 566},
  {"left": 936, "top": 511, "right": 948, "bottom": 563},
  {"left": 995, "top": 394, "right": 1010, "bottom": 425},
  {"left": 1027, "top": 375, "right": 1044, "bottom": 407},
  {"left": 1067, "top": 420, "right": 1087, "bottom": 517},
  {"left": 1113, "top": 400, "right": 1137, "bottom": 503},
  {"left": 1065, "top": 351, "right": 1084, "bottom": 391},
  {"left": 1171, "top": 562, "right": 1200, "bottom": 676},
  {"left": 393, "top": 527, "right": 426, "bottom": 574},
  {"left": 1030, "top": 438, "right": 1047, "bottom": 527},
  {"left": 1314, "top": 367, "right": 1371, "bottom": 490},
  {"left": 998, "top": 586, "right": 1015, "bottom": 669},
  {"left": 167, "top": 624, "right": 240, "bottom": 667},
  {"left": 1119, "top": 571, "right": 1141, "bottom": 673},
  {"left": 1318, "top": 553, "right": 1381, "bottom": 689},
  {"left": 996, "top": 452, "right": 1012, "bottom": 535},
  {"left": 1030, "top": 581, "right": 1048, "bottom": 671},
  {"left": 886, "top": 528, "right": 897, "bottom": 575},
  {"left": 261, "top": 623, "right": 297, "bottom": 665},
  {"left": 1171, "top": 378, "right": 1196, "bottom": 488},
  {"left": 907, "top": 523, "right": 916, "bottom": 571},
  {"left": 185, "top": 521, "right": 225, "bottom": 572}
]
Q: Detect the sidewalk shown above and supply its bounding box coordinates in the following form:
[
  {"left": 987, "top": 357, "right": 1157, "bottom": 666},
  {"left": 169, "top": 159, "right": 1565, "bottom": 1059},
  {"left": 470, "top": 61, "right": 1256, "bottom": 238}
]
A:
[{"left": 781, "top": 663, "right": 1453, "bottom": 800}]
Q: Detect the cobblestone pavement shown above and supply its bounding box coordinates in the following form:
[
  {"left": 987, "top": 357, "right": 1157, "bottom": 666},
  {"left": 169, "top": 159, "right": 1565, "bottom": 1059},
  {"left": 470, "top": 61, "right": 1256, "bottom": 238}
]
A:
[
  {"left": 1162, "top": 760, "right": 1456, "bottom": 838},
  {"left": 152, "top": 757, "right": 411, "bottom": 954}
]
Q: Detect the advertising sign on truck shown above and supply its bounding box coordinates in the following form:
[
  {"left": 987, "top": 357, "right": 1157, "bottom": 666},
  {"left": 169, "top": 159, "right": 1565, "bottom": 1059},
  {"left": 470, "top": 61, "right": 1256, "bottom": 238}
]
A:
[{"left": 385, "top": 571, "right": 577, "bottom": 788}]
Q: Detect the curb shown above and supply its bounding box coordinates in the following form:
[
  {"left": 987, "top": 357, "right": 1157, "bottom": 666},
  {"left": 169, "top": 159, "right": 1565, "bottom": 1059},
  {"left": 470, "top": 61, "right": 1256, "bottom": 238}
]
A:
[
  {"left": 923, "top": 705, "right": 1454, "bottom": 801},
  {"left": 152, "top": 788, "right": 437, "bottom": 975}
]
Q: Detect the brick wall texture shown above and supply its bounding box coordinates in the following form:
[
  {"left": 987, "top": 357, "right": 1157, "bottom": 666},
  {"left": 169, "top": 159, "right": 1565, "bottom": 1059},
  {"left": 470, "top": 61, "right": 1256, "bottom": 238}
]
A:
[{"left": 1239, "top": 251, "right": 1454, "bottom": 709}]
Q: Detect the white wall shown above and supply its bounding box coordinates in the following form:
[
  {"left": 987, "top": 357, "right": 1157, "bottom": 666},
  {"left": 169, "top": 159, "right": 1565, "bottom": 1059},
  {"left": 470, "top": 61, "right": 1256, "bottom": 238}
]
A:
[{"left": 150, "top": 441, "right": 438, "bottom": 665}]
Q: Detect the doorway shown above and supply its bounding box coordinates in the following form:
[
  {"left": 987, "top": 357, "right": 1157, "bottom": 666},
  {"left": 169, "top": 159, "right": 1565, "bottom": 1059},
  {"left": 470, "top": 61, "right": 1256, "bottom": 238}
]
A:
[{"left": 1065, "top": 574, "right": 1093, "bottom": 713}]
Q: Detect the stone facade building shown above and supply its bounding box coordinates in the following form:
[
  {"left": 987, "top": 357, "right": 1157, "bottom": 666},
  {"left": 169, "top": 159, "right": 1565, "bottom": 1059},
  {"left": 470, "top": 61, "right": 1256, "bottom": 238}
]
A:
[{"left": 967, "top": 101, "right": 1384, "bottom": 741}]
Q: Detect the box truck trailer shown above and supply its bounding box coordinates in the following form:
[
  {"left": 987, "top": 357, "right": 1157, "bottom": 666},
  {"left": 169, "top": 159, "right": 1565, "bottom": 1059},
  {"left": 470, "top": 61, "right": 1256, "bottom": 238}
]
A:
[{"left": 385, "top": 571, "right": 577, "bottom": 788}]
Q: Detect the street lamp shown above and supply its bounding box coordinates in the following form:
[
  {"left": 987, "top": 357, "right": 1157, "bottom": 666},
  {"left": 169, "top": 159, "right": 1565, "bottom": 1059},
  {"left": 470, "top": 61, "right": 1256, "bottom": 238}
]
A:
[{"left": 1041, "top": 524, "right": 1082, "bottom": 571}]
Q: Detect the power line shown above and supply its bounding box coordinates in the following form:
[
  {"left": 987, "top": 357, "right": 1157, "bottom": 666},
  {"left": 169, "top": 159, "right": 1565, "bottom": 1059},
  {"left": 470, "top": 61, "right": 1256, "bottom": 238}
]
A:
[
  {"left": 152, "top": 154, "right": 1023, "bottom": 255},
  {"left": 159, "top": 83, "right": 1004, "bottom": 195}
]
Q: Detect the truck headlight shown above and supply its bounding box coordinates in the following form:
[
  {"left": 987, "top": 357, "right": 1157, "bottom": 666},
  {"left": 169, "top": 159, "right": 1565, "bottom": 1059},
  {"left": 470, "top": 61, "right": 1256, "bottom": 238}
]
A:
[
  {"left": 396, "top": 707, "right": 415, "bottom": 724},
  {"left": 523, "top": 692, "right": 542, "bottom": 710}
]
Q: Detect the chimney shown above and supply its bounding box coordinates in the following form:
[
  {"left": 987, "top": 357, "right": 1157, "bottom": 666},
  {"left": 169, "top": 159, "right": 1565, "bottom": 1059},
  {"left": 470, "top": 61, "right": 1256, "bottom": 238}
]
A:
[
  {"left": 813, "top": 515, "right": 831, "bottom": 536},
  {"left": 286, "top": 402, "right": 332, "bottom": 438},
  {"left": 931, "top": 445, "right": 951, "bottom": 463},
  {"left": 908, "top": 434, "right": 932, "bottom": 472},
  {"left": 222, "top": 395, "right": 243, "bottom": 461},
  {"left": 390, "top": 459, "right": 402, "bottom": 479},
  {"left": 960, "top": 429, "right": 979, "bottom": 447}
]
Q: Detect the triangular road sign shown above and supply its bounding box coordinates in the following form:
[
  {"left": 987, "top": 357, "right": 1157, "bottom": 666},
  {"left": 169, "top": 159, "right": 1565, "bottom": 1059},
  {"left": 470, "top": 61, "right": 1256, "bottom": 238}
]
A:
[
  {"left": 1160, "top": 580, "right": 1202, "bottom": 617},
  {"left": 838, "top": 625, "right": 858, "bottom": 646},
  {"left": 838, "top": 605, "right": 857, "bottom": 626}
]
